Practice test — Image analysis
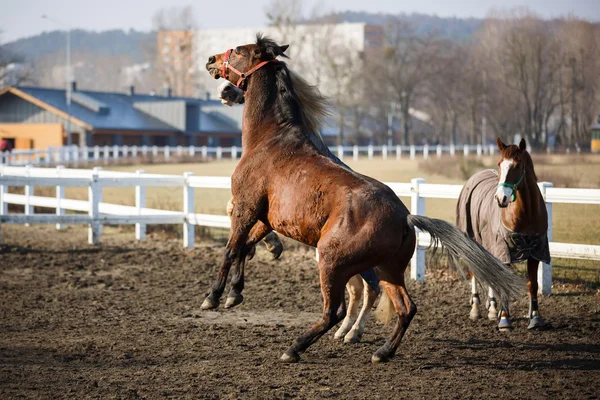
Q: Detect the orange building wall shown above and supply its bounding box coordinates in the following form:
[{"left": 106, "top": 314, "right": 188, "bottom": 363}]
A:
[{"left": 0, "top": 123, "right": 65, "bottom": 149}]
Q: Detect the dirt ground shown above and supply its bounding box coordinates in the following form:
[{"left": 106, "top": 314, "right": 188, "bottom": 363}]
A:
[{"left": 1, "top": 226, "right": 599, "bottom": 400}]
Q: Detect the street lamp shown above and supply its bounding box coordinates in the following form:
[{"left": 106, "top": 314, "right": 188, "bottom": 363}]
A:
[{"left": 41, "top": 14, "right": 72, "bottom": 147}]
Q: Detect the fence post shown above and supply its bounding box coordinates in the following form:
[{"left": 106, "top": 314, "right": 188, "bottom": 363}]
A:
[
  {"left": 436, "top": 145, "right": 442, "bottom": 158},
  {"left": 183, "top": 172, "right": 195, "bottom": 248},
  {"left": 367, "top": 145, "right": 373, "bottom": 160},
  {"left": 489, "top": 144, "right": 495, "bottom": 156},
  {"left": 135, "top": 170, "right": 146, "bottom": 240},
  {"left": 113, "top": 145, "right": 119, "bottom": 160},
  {"left": 216, "top": 146, "right": 222, "bottom": 161},
  {"left": 232, "top": 146, "right": 238, "bottom": 161},
  {"left": 45, "top": 147, "right": 51, "bottom": 166},
  {"left": 396, "top": 145, "right": 401, "bottom": 160},
  {"left": 382, "top": 145, "right": 388, "bottom": 160},
  {"left": 201, "top": 146, "right": 208, "bottom": 161},
  {"left": 423, "top": 145, "right": 429, "bottom": 159},
  {"left": 93, "top": 146, "right": 99, "bottom": 162},
  {"left": 103, "top": 145, "right": 110, "bottom": 164},
  {"left": 24, "top": 165, "right": 33, "bottom": 226},
  {"left": 189, "top": 145, "right": 195, "bottom": 158},
  {"left": 410, "top": 178, "right": 426, "bottom": 281},
  {"left": 177, "top": 145, "right": 183, "bottom": 158},
  {"left": 476, "top": 144, "right": 482, "bottom": 158},
  {"left": 152, "top": 145, "right": 158, "bottom": 158},
  {"left": 131, "top": 145, "right": 138, "bottom": 159},
  {"left": 164, "top": 146, "right": 170, "bottom": 161},
  {"left": 142, "top": 145, "right": 148, "bottom": 159},
  {"left": 463, "top": 145, "right": 469, "bottom": 157},
  {"left": 353, "top": 145, "right": 358, "bottom": 161},
  {"left": 538, "top": 182, "right": 553, "bottom": 295},
  {"left": 410, "top": 145, "right": 416, "bottom": 160},
  {"left": 88, "top": 168, "right": 101, "bottom": 245},
  {"left": 450, "top": 144, "right": 455, "bottom": 157},
  {"left": 56, "top": 165, "right": 65, "bottom": 230},
  {"left": 337, "top": 145, "right": 344, "bottom": 160}
]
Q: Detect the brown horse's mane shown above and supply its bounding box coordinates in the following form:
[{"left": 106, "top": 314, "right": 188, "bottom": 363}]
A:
[
  {"left": 255, "top": 34, "right": 330, "bottom": 144},
  {"left": 500, "top": 145, "right": 538, "bottom": 182}
]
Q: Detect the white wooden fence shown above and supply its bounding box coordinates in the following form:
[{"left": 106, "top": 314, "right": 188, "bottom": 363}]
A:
[
  {"left": 0, "top": 144, "right": 497, "bottom": 167},
  {"left": 1, "top": 165, "right": 599, "bottom": 295}
]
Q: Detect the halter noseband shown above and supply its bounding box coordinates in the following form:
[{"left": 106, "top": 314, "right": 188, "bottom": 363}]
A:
[
  {"left": 221, "top": 49, "right": 279, "bottom": 90},
  {"left": 498, "top": 169, "right": 525, "bottom": 202}
]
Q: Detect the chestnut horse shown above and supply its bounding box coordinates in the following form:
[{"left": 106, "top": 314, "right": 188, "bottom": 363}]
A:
[
  {"left": 219, "top": 80, "right": 381, "bottom": 343},
  {"left": 203, "top": 34, "right": 522, "bottom": 363},
  {"left": 457, "top": 138, "right": 550, "bottom": 331}
]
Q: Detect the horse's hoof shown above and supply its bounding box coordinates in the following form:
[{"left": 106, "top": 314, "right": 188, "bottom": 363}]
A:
[
  {"left": 527, "top": 317, "right": 547, "bottom": 330},
  {"left": 333, "top": 329, "right": 348, "bottom": 340},
  {"left": 470, "top": 307, "right": 481, "bottom": 320},
  {"left": 270, "top": 243, "right": 283, "bottom": 260},
  {"left": 224, "top": 293, "right": 244, "bottom": 309},
  {"left": 201, "top": 296, "right": 219, "bottom": 310},
  {"left": 344, "top": 332, "right": 361, "bottom": 344},
  {"left": 488, "top": 309, "right": 498, "bottom": 321},
  {"left": 498, "top": 317, "right": 513, "bottom": 332},
  {"left": 280, "top": 351, "right": 300, "bottom": 363},
  {"left": 371, "top": 353, "right": 392, "bottom": 364}
]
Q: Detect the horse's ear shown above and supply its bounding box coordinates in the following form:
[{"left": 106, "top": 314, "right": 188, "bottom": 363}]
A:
[
  {"left": 519, "top": 138, "right": 527, "bottom": 151},
  {"left": 496, "top": 137, "right": 507, "bottom": 151},
  {"left": 279, "top": 44, "right": 289, "bottom": 54}
]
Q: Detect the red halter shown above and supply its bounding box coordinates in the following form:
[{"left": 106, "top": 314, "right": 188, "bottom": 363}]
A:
[{"left": 221, "top": 48, "right": 279, "bottom": 89}]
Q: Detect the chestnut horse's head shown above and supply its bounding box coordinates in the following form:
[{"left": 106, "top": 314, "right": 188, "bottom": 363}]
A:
[
  {"left": 495, "top": 137, "right": 536, "bottom": 207},
  {"left": 206, "top": 34, "right": 289, "bottom": 89}
]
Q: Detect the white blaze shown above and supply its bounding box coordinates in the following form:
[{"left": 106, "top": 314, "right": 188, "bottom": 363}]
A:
[{"left": 496, "top": 159, "right": 513, "bottom": 204}]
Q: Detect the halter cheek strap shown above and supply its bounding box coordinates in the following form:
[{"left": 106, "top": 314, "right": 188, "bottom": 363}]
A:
[
  {"left": 221, "top": 49, "right": 279, "bottom": 90},
  {"left": 497, "top": 170, "right": 525, "bottom": 202}
]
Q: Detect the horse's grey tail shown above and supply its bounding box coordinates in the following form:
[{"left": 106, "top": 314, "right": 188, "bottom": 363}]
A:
[{"left": 406, "top": 215, "right": 524, "bottom": 309}]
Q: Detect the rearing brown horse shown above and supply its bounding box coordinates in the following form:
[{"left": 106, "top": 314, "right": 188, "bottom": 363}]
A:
[{"left": 203, "top": 34, "right": 523, "bottom": 363}]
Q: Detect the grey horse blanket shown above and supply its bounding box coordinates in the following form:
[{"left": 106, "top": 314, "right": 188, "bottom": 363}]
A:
[{"left": 456, "top": 170, "right": 550, "bottom": 264}]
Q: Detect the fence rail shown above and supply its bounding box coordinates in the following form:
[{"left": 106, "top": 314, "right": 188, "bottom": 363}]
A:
[
  {"left": 1, "top": 144, "right": 501, "bottom": 167},
  {"left": 1, "top": 165, "right": 599, "bottom": 295}
]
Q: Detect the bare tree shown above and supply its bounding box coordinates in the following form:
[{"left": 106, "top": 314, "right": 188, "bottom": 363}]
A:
[{"left": 383, "top": 19, "right": 444, "bottom": 146}]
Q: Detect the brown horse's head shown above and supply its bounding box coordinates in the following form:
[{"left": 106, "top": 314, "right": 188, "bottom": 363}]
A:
[
  {"left": 205, "top": 34, "right": 289, "bottom": 88},
  {"left": 495, "top": 137, "right": 537, "bottom": 207}
]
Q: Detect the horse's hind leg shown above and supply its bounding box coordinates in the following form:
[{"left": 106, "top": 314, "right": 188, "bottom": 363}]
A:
[
  {"left": 344, "top": 277, "right": 380, "bottom": 344},
  {"left": 334, "top": 275, "right": 363, "bottom": 340},
  {"left": 281, "top": 259, "right": 348, "bottom": 363},
  {"left": 527, "top": 257, "right": 547, "bottom": 329},
  {"left": 469, "top": 272, "right": 482, "bottom": 320},
  {"left": 372, "top": 233, "right": 416, "bottom": 363}
]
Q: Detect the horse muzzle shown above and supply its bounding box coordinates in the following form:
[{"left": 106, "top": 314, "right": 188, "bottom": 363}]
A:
[{"left": 495, "top": 187, "right": 511, "bottom": 208}]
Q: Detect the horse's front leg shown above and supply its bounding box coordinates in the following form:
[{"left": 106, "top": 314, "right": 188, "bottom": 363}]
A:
[
  {"left": 527, "top": 257, "right": 547, "bottom": 329},
  {"left": 469, "top": 272, "right": 482, "bottom": 320},
  {"left": 225, "top": 221, "right": 274, "bottom": 309},
  {"left": 201, "top": 211, "right": 258, "bottom": 310}
]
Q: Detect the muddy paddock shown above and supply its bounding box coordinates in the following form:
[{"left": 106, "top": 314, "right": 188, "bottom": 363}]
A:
[{"left": 1, "top": 225, "right": 599, "bottom": 399}]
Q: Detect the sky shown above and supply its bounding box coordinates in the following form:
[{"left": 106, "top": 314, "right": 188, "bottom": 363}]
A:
[{"left": 1, "top": 0, "right": 599, "bottom": 43}]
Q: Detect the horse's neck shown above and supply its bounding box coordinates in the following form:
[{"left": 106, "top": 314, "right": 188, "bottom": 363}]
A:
[
  {"left": 241, "top": 71, "right": 313, "bottom": 153},
  {"left": 501, "top": 171, "right": 547, "bottom": 233},
  {"left": 240, "top": 73, "right": 279, "bottom": 150}
]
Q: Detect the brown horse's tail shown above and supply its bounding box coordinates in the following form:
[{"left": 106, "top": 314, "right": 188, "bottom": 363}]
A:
[{"left": 406, "top": 215, "right": 523, "bottom": 310}]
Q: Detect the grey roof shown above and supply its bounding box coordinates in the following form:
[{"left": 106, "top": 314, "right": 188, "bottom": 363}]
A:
[{"left": 13, "top": 86, "right": 240, "bottom": 134}]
